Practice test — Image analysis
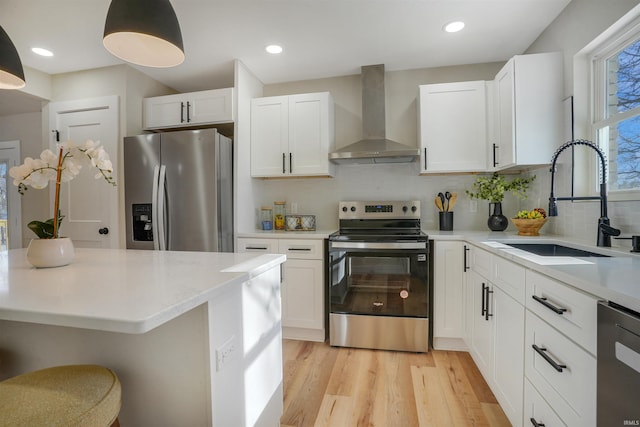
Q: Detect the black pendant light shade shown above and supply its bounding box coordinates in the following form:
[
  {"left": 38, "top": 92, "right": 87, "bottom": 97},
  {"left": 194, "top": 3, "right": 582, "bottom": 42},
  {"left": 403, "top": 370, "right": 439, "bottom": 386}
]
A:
[
  {"left": 0, "top": 25, "right": 26, "bottom": 89},
  {"left": 103, "top": 0, "right": 184, "bottom": 68}
]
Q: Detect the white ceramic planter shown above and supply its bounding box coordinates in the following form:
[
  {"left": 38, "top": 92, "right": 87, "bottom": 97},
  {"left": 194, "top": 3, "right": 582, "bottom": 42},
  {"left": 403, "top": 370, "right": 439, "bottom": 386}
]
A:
[{"left": 26, "top": 237, "right": 75, "bottom": 268}]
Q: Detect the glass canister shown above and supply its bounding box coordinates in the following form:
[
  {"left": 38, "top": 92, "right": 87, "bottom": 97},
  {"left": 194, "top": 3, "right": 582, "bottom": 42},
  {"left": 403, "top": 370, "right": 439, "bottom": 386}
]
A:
[
  {"left": 274, "top": 201, "right": 286, "bottom": 230},
  {"left": 260, "top": 206, "right": 273, "bottom": 230}
]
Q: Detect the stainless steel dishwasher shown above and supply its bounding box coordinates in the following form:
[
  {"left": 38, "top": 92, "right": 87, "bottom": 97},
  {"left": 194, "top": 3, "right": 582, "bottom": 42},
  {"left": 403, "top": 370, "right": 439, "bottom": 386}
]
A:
[{"left": 598, "top": 301, "right": 640, "bottom": 425}]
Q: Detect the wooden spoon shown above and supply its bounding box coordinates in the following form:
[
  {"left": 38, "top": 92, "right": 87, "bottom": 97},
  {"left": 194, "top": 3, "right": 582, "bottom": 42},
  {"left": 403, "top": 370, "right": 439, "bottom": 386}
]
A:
[{"left": 448, "top": 192, "right": 458, "bottom": 211}]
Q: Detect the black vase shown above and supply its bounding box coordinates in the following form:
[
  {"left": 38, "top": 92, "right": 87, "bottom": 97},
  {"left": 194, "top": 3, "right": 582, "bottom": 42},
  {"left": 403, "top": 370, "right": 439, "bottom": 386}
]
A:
[{"left": 487, "top": 202, "right": 508, "bottom": 231}]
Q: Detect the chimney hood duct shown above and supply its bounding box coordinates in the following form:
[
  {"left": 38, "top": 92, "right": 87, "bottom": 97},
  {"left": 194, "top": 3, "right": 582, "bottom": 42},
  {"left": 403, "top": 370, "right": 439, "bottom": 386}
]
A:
[{"left": 329, "top": 64, "right": 420, "bottom": 164}]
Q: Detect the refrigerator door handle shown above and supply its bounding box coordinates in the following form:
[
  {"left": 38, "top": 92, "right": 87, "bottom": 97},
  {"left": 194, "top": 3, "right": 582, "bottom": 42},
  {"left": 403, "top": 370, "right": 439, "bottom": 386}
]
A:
[
  {"left": 157, "top": 165, "right": 167, "bottom": 251},
  {"left": 151, "top": 165, "right": 160, "bottom": 251}
]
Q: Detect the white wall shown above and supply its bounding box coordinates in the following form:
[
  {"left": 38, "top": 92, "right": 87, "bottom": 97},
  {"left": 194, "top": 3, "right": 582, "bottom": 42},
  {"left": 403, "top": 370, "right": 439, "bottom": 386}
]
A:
[
  {"left": 234, "top": 60, "right": 265, "bottom": 234},
  {"left": 0, "top": 112, "right": 48, "bottom": 246}
]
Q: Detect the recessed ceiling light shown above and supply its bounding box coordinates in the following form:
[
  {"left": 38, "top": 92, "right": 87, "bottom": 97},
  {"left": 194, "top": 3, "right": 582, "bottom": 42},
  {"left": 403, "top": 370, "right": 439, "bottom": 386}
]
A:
[
  {"left": 265, "top": 44, "right": 283, "bottom": 54},
  {"left": 31, "top": 47, "right": 54, "bottom": 57},
  {"left": 443, "top": 21, "right": 465, "bottom": 33}
]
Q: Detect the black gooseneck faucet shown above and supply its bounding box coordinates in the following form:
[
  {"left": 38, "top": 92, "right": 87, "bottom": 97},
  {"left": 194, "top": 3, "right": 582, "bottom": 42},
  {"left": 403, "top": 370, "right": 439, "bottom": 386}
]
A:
[{"left": 548, "top": 139, "right": 620, "bottom": 247}]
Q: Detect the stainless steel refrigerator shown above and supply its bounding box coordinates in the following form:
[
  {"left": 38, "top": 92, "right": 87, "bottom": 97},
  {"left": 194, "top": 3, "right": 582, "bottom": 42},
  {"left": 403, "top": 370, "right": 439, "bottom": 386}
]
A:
[{"left": 124, "top": 128, "right": 233, "bottom": 252}]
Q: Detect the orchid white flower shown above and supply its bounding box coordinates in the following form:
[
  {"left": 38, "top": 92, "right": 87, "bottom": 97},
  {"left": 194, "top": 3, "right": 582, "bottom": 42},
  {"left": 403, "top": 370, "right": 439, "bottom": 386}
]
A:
[{"left": 9, "top": 139, "right": 116, "bottom": 239}]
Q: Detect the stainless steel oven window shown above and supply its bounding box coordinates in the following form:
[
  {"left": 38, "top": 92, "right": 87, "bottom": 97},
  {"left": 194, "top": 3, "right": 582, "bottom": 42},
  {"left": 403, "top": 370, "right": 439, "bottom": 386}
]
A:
[
  {"left": 329, "top": 249, "right": 428, "bottom": 318},
  {"left": 348, "top": 256, "right": 410, "bottom": 290}
]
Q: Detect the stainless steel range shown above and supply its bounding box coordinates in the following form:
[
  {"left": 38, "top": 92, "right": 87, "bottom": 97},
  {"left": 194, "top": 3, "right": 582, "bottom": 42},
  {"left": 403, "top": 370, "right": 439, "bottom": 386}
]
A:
[{"left": 327, "top": 200, "right": 430, "bottom": 352}]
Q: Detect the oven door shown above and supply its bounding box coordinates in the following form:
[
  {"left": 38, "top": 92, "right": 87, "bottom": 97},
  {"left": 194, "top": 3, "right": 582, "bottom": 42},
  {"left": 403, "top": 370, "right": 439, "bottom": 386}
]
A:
[{"left": 328, "top": 241, "right": 429, "bottom": 318}]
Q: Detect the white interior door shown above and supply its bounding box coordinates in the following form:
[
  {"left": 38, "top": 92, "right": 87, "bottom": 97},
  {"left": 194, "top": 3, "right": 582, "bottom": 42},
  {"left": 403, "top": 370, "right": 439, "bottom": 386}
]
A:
[
  {"left": 0, "top": 141, "right": 22, "bottom": 250},
  {"left": 49, "top": 96, "right": 119, "bottom": 248}
]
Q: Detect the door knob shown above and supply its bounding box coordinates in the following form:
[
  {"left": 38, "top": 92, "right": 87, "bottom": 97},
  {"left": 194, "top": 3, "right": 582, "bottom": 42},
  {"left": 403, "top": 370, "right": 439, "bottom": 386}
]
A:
[{"left": 98, "top": 227, "right": 109, "bottom": 235}]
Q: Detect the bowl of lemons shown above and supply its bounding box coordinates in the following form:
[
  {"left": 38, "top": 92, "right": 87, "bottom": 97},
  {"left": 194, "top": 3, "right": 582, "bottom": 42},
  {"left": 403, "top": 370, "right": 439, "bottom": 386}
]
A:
[{"left": 512, "top": 208, "right": 547, "bottom": 236}]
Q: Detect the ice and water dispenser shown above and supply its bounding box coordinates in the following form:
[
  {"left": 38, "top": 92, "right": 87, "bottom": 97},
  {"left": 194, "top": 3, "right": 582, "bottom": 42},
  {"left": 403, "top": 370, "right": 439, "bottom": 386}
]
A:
[{"left": 132, "top": 204, "right": 153, "bottom": 242}]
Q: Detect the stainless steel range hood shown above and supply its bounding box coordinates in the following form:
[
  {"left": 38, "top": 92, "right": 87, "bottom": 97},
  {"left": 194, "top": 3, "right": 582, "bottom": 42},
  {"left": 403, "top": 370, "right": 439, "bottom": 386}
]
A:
[{"left": 329, "top": 64, "right": 420, "bottom": 164}]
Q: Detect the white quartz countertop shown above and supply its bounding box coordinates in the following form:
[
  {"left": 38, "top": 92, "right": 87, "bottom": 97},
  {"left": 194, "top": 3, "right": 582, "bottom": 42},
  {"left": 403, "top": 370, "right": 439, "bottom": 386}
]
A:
[
  {"left": 0, "top": 248, "right": 286, "bottom": 334},
  {"left": 424, "top": 229, "right": 640, "bottom": 313}
]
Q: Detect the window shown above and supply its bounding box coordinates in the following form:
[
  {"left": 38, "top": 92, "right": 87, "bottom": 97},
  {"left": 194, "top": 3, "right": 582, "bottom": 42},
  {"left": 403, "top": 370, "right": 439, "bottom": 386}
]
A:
[{"left": 592, "top": 22, "right": 640, "bottom": 197}]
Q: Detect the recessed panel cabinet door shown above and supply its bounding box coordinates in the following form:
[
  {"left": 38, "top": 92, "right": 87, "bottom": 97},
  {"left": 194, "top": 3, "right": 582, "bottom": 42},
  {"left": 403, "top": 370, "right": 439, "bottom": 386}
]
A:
[
  {"left": 281, "top": 259, "right": 323, "bottom": 330},
  {"left": 49, "top": 96, "right": 119, "bottom": 249},
  {"left": 469, "top": 270, "right": 494, "bottom": 380},
  {"left": 288, "top": 92, "right": 333, "bottom": 176},
  {"left": 418, "top": 81, "right": 489, "bottom": 173},
  {"left": 250, "top": 96, "right": 289, "bottom": 176}
]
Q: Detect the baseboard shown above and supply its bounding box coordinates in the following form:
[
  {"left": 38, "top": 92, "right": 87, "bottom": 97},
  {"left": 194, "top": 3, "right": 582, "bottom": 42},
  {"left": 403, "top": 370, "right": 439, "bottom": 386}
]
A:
[
  {"left": 433, "top": 337, "right": 468, "bottom": 351},
  {"left": 282, "top": 326, "right": 326, "bottom": 342}
]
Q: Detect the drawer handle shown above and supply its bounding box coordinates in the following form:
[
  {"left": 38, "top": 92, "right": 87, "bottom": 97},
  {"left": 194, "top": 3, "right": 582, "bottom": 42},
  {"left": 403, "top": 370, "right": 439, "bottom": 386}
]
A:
[
  {"left": 245, "top": 246, "right": 268, "bottom": 250},
  {"left": 532, "top": 344, "right": 567, "bottom": 372},
  {"left": 288, "top": 247, "right": 312, "bottom": 252},
  {"left": 530, "top": 418, "right": 545, "bottom": 427},
  {"left": 532, "top": 295, "right": 567, "bottom": 315}
]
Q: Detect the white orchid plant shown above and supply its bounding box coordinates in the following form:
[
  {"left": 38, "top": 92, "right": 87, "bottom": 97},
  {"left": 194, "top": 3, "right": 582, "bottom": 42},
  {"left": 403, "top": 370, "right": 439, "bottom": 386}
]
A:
[{"left": 9, "top": 139, "right": 116, "bottom": 239}]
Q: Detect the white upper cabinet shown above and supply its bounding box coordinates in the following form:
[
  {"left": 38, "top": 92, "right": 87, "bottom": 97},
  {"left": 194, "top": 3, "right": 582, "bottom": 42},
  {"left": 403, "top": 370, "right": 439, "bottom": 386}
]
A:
[
  {"left": 418, "top": 81, "right": 490, "bottom": 173},
  {"left": 491, "top": 52, "right": 563, "bottom": 170},
  {"left": 143, "top": 88, "right": 234, "bottom": 130},
  {"left": 251, "top": 92, "right": 335, "bottom": 178}
]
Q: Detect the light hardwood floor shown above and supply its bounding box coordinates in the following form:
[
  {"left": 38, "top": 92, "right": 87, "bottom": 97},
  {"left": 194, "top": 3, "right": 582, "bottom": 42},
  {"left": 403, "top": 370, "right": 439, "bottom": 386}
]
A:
[{"left": 281, "top": 339, "right": 511, "bottom": 427}]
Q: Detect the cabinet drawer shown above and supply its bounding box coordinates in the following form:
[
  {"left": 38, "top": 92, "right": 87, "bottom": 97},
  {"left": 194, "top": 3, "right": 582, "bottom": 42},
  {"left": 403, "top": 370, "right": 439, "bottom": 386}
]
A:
[
  {"left": 469, "top": 245, "right": 493, "bottom": 279},
  {"left": 236, "top": 238, "right": 278, "bottom": 253},
  {"left": 278, "top": 239, "right": 323, "bottom": 260},
  {"left": 526, "top": 270, "right": 599, "bottom": 354},
  {"left": 494, "top": 256, "right": 526, "bottom": 304},
  {"left": 524, "top": 379, "right": 567, "bottom": 427},
  {"left": 525, "top": 311, "right": 596, "bottom": 427}
]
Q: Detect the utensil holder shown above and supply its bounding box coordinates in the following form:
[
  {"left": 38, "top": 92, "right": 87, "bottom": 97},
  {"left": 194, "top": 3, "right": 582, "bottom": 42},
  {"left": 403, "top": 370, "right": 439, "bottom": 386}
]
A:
[{"left": 439, "top": 212, "right": 453, "bottom": 231}]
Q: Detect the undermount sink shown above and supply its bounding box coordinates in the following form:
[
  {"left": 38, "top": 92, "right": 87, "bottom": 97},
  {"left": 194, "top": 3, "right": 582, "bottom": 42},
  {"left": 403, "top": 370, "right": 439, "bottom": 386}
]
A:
[{"left": 505, "top": 243, "right": 610, "bottom": 258}]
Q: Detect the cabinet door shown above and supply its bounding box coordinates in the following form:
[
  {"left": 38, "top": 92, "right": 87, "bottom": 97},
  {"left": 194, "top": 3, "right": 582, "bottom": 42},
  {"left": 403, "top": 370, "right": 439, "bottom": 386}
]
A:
[
  {"left": 469, "top": 270, "right": 493, "bottom": 380},
  {"left": 492, "top": 53, "right": 562, "bottom": 171},
  {"left": 187, "top": 88, "right": 234, "bottom": 124},
  {"left": 433, "top": 241, "right": 465, "bottom": 344},
  {"left": 492, "top": 286, "right": 525, "bottom": 426},
  {"left": 250, "top": 96, "right": 290, "bottom": 177},
  {"left": 418, "top": 81, "right": 488, "bottom": 173},
  {"left": 494, "top": 59, "right": 516, "bottom": 169},
  {"left": 288, "top": 92, "right": 335, "bottom": 176},
  {"left": 281, "top": 259, "right": 323, "bottom": 330},
  {"left": 143, "top": 93, "right": 185, "bottom": 129}
]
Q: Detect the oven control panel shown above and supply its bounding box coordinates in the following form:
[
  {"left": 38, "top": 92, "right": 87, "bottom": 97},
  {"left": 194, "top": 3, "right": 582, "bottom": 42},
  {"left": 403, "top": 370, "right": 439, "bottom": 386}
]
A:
[{"left": 338, "top": 200, "right": 421, "bottom": 220}]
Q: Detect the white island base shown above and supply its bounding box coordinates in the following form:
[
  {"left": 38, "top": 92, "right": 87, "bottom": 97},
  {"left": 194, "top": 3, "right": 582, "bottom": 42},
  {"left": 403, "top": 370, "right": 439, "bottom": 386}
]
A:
[{"left": 0, "top": 249, "right": 286, "bottom": 427}]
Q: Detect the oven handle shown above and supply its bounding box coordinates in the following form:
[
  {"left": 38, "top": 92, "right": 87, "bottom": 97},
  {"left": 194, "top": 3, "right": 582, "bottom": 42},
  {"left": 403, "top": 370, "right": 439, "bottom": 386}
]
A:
[{"left": 329, "top": 241, "right": 427, "bottom": 250}]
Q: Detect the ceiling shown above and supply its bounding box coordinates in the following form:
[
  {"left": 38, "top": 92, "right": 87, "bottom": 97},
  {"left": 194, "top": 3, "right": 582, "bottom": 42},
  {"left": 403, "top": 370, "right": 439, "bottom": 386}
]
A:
[{"left": 1, "top": 0, "right": 571, "bottom": 116}]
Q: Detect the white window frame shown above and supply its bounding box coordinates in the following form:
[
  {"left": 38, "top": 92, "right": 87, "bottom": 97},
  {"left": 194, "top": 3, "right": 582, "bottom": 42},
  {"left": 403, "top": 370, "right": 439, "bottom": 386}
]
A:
[{"left": 587, "top": 9, "right": 640, "bottom": 201}]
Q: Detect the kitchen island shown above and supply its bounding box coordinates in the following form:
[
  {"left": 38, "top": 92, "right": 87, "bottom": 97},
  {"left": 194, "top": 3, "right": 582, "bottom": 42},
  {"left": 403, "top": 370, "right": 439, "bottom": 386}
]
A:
[{"left": 0, "top": 248, "right": 286, "bottom": 427}]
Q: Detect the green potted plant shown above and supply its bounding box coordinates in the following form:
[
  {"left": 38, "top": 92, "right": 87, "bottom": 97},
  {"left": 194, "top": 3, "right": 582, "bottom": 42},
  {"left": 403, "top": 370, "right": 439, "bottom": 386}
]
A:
[{"left": 466, "top": 173, "right": 535, "bottom": 231}]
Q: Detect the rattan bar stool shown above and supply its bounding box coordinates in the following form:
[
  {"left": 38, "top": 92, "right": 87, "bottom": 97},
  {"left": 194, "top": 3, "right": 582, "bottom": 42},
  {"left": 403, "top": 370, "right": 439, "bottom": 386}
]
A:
[{"left": 0, "top": 364, "right": 121, "bottom": 427}]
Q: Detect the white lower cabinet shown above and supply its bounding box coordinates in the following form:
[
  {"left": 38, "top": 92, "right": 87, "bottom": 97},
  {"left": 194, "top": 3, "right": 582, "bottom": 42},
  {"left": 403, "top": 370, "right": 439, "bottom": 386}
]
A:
[
  {"left": 463, "top": 243, "right": 600, "bottom": 427},
  {"left": 433, "top": 241, "right": 466, "bottom": 350},
  {"left": 468, "top": 270, "right": 493, "bottom": 378},
  {"left": 465, "top": 244, "right": 525, "bottom": 427},
  {"left": 524, "top": 271, "right": 598, "bottom": 427},
  {"left": 492, "top": 285, "right": 525, "bottom": 424},
  {"left": 237, "top": 237, "right": 325, "bottom": 342}
]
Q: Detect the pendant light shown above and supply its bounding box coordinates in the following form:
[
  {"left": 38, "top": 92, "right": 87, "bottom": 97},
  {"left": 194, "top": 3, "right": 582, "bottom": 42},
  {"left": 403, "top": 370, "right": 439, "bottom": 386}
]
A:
[
  {"left": 0, "top": 25, "right": 26, "bottom": 89},
  {"left": 103, "top": 0, "right": 184, "bottom": 68}
]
